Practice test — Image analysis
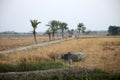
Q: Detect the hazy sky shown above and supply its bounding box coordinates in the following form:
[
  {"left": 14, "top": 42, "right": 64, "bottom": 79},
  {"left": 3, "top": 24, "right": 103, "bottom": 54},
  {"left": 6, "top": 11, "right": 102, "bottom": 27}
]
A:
[{"left": 0, "top": 0, "right": 120, "bottom": 32}]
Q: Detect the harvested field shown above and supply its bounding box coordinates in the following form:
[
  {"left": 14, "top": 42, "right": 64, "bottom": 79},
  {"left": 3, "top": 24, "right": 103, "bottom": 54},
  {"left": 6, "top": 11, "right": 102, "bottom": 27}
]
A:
[
  {"left": 0, "top": 36, "right": 120, "bottom": 73},
  {"left": 0, "top": 35, "right": 49, "bottom": 51}
]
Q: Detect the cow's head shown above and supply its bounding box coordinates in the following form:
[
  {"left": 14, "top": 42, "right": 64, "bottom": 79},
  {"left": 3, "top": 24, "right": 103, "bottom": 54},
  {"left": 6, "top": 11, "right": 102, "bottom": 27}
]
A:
[{"left": 59, "top": 52, "right": 72, "bottom": 60}]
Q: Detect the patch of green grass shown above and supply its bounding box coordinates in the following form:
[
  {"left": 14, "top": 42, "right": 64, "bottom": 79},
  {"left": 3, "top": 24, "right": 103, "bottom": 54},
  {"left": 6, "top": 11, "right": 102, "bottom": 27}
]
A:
[{"left": 0, "top": 60, "right": 65, "bottom": 73}]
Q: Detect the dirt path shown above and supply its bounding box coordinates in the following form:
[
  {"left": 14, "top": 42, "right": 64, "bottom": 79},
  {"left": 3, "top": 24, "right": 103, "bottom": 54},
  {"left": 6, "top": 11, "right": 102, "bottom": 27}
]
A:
[
  {"left": 0, "top": 67, "right": 94, "bottom": 80},
  {"left": 0, "top": 38, "right": 73, "bottom": 54}
]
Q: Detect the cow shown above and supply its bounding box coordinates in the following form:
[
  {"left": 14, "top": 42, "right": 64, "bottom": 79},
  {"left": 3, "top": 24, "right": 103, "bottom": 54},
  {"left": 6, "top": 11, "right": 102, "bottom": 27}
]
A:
[{"left": 59, "top": 52, "right": 85, "bottom": 65}]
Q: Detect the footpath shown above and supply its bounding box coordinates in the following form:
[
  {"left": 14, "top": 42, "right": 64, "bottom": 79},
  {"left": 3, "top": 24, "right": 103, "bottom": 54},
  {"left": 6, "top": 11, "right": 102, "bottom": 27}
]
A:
[{"left": 0, "top": 38, "right": 73, "bottom": 54}]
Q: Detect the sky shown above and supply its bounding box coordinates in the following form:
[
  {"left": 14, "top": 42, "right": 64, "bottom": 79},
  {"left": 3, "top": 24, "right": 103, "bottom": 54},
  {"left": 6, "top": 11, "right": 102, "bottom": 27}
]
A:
[{"left": 0, "top": 0, "right": 120, "bottom": 32}]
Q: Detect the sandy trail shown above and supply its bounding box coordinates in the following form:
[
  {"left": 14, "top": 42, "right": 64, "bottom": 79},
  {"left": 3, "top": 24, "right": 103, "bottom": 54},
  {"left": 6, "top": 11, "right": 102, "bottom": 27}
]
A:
[{"left": 0, "top": 38, "right": 73, "bottom": 54}]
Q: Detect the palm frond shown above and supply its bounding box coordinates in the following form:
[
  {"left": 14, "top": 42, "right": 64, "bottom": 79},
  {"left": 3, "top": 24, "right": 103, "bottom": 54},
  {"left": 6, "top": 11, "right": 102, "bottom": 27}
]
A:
[{"left": 30, "top": 19, "right": 41, "bottom": 29}]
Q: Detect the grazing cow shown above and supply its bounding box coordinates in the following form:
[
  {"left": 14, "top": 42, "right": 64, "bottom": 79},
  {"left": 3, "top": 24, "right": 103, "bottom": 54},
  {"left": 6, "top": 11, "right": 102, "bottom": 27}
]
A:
[{"left": 60, "top": 52, "right": 85, "bottom": 65}]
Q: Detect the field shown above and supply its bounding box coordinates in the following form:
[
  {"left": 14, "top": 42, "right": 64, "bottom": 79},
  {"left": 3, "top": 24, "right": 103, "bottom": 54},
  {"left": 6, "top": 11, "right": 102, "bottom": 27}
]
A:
[
  {"left": 0, "top": 36, "right": 120, "bottom": 73},
  {"left": 0, "top": 35, "right": 49, "bottom": 51}
]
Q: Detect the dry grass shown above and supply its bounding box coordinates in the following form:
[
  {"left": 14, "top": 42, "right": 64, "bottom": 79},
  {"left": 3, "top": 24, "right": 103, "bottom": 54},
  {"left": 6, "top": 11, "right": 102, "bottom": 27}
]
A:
[
  {"left": 0, "top": 36, "right": 120, "bottom": 73},
  {"left": 0, "top": 35, "right": 49, "bottom": 51}
]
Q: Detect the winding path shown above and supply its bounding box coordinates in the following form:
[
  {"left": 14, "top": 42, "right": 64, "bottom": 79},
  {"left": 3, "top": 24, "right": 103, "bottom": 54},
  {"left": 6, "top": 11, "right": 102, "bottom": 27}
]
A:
[{"left": 0, "top": 38, "right": 73, "bottom": 54}]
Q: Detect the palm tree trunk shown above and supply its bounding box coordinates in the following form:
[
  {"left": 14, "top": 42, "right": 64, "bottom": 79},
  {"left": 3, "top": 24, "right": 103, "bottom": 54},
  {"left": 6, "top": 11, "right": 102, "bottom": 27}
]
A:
[
  {"left": 33, "top": 29, "right": 37, "bottom": 43},
  {"left": 56, "top": 31, "right": 59, "bottom": 40},
  {"left": 48, "top": 34, "right": 51, "bottom": 41},
  {"left": 79, "top": 30, "right": 80, "bottom": 37},
  {"left": 52, "top": 32, "right": 55, "bottom": 40},
  {"left": 62, "top": 29, "right": 64, "bottom": 38}
]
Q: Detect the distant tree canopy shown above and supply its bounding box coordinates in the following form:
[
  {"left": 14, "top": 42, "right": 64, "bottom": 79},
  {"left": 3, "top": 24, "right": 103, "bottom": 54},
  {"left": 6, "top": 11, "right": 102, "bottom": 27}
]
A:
[
  {"left": 67, "top": 29, "right": 74, "bottom": 37},
  {"left": 108, "top": 26, "right": 120, "bottom": 35},
  {"left": 45, "top": 20, "right": 68, "bottom": 40}
]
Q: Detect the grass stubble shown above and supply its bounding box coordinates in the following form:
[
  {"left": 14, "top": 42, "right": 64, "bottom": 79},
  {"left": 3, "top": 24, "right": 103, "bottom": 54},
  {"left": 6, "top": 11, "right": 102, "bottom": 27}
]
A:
[{"left": 0, "top": 36, "right": 120, "bottom": 79}]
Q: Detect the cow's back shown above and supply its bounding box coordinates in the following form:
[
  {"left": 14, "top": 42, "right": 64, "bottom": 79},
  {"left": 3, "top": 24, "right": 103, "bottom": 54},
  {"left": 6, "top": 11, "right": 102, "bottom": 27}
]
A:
[
  {"left": 69, "top": 52, "right": 85, "bottom": 61},
  {"left": 60, "top": 52, "right": 85, "bottom": 62}
]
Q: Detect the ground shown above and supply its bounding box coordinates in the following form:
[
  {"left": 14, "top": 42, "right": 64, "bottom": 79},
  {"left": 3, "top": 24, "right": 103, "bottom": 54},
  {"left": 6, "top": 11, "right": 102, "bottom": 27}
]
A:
[
  {"left": 0, "top": 35, "right": 49, "bottom": 51},
  {"left": 0, "top": 35, "right": 120, "bottom": 73}
]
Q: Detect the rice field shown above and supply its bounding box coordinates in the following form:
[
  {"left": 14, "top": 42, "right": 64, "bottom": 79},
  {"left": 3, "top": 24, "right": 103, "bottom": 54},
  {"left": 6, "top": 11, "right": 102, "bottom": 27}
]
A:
[
  {"left": 0, "top": 35, "right": 49, "bottom": 51},
  {"left": 0, "top": 36, "right": 120, "bottom": 73}
]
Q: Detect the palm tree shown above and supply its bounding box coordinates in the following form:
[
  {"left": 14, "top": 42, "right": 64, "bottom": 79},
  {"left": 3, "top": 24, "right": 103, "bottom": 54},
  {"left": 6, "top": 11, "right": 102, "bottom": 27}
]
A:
[
  {"left": 44, "top": 28, "right": 52, "bottom": 41},
  {"left": 47, "top": 20, "right": 59, "bottom": 40},
  {"left": 77, "top": 23, "right": 84, "bottom": 36},
  {"left": 82, "top": 26, "right": 86, "bottom": 34},
  {"left": 67, "top": 29, "right": 74, "bottom": 37},
  {"left": 59, "top": 22, "right": 68, "bottom": 38},
  {"left": 30, "top": 20, "right": 41, "bottom": 43},
  {"left": 71, "top": 29, "right": 74, "bottom": 36}
]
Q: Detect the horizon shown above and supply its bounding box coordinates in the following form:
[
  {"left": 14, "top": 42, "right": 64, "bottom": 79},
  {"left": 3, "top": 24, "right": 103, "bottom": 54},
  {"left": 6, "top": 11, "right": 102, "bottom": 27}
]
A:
[
  {"left": 0, "top": 0, "right": 120, "bottom": 32},
  {"left": 0, "top": 30, "right": 108, "bottom": 33}
]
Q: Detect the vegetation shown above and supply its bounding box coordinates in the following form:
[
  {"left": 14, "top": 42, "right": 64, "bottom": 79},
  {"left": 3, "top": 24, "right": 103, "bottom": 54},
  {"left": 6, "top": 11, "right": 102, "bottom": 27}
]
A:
[
  {"left": 46, "top": 20, "right": 59, "bottom": 40},
  {"left": 30, "top": 20, "right": 41, "bottom": 43},
  {"left": 108, "top": 25, "right": 120, "bottom": 35},
  {"left": 0, "top": 60, "right": 65, "bottom": 73},
  {"left": 0, "top": 5, "right": 119, "bottom": 80},
  {"left": 0, "top": 23, "right": 119, "bottom": 79},
  {"left": 67, "top": 29, "right": 74, "bottom": 37},
  {"left": 36, "top": 73, "right": 120, "bottom": 80},
  {"left": 45, "top": 20, "right": 69, "bottom": 40},
  {"left": 0, "top": 68, "right": 120, "bottom": 80},
  {"left": 59, "top": 22, "right": 68, "bottom": 38},
  {"left": 0, "top": 36, "right": 48, "bottom": 51},
  {"left": 44, "top": 28, "right": 52, "bottom": 41},
  {"left": 77, "top": 23, "right": 84, "bottom": 35},
  {"left": 0, "top": 35, "right": 120, "bottom": 79},
  {"left": 82, "top": 26, "right": 86, "bottom": 33},
  {"left": 0, "top": 37, "right": 120, "bottom": 73}
]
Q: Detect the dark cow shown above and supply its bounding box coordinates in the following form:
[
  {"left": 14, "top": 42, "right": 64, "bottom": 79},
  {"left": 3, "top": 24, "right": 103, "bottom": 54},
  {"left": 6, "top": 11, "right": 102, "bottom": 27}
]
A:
[{"left": 60, "top": 52, "right": 85, "bottom": 65}]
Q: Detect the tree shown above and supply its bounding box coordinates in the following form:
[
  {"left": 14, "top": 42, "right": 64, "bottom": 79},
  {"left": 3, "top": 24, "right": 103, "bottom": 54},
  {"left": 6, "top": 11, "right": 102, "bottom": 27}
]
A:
[
  {"left": 44, "top": 28, "right": 52, "bottom": 41},
  {"left": 108, "top": 26, "right": 120, "bottom": 35},
  {"left": 47, "top": 20, "right": 59, "bottom": 40},
  {"left": 77, "top": 23, "right": 84, "bottom": 36},
  {"left": 67, "top": 29, "right": 74, "bottom": 37},
  {"left": 30, "top": 20, "right": 41, "bottom": 43},
  {"left": 82, "top": 26, "right": 86, "bottom": 34},
  {"left": 85, "top": 30, "right": 91, "bottom": 35},
  {"left": 71, "top": 29, "right": 74, "bottom": 35},
  {"left": 59, "top": 22, "right": 68, "bottom": 38}
]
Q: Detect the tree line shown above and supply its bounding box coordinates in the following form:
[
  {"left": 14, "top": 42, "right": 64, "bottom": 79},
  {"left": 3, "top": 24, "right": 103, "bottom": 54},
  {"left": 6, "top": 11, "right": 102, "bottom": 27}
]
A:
[
  {"left": 30, "top": 19, "right": 86, "bottom": 43},
  {"left": 108, "top": 25, "right": 120, "bottom": 35},
  {"left": 30, "top": 19, "right": 120, "bottom": 44}
]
